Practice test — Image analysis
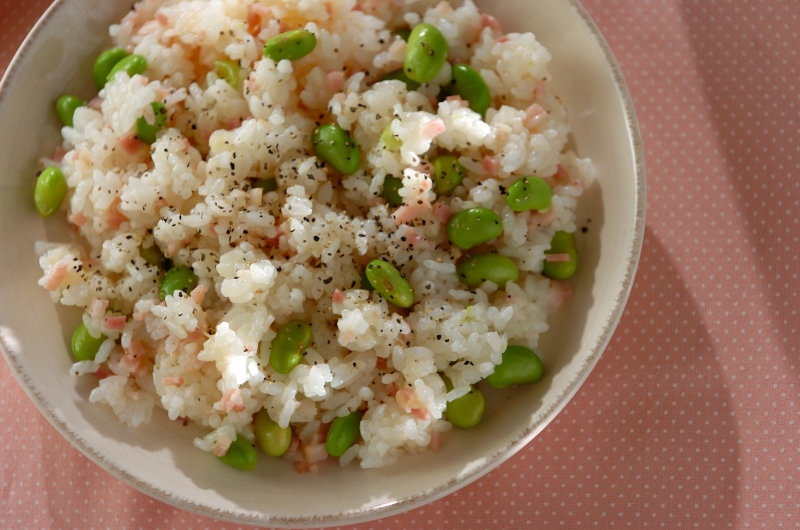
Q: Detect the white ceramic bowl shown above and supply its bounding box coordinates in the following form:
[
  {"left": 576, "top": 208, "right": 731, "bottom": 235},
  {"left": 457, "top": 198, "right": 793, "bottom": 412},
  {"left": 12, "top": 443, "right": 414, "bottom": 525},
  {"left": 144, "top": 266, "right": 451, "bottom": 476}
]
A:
[{"left": 0, "top": 0, "right": 645, "bottom": 526}]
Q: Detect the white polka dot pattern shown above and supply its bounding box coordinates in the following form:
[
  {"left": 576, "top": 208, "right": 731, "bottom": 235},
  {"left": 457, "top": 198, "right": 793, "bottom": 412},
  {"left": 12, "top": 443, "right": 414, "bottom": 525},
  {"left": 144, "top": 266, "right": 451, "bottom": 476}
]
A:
[{"left": 1, "top": 0, "right": 798, "bottom": 527}]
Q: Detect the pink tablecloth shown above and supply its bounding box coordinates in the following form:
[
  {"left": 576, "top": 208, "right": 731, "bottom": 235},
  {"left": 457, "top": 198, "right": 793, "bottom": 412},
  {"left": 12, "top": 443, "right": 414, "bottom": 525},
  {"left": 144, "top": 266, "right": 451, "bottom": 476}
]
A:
[{"left": 2, "top": 0, "right": 798, "bottom": 528}]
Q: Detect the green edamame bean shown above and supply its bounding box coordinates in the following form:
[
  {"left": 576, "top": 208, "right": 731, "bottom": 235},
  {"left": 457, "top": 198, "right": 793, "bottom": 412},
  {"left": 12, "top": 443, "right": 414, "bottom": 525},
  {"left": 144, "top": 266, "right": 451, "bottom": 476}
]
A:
[
  {"left": 360, "top": 269, "right": 375, "bottom": 291},
  {"left": 506, "top": 176, "right": 553, "bottom": 212},
  {"left": 456, "top": 253, "right": 518, "bottom": 288},
  {"left": 325, "top": 410, "right": 362, "bottom": 457},
  {"left": 380, "top": 176, "right": 403, "bottom": 206},
  {"left": 135, "top": 102, "right": 168, "bottom": 145},
  {"left": 380, "top": 124, "right": 402, "bottom": 151},
  {"left": 312, "top": 124, "right": 360, "bottom": 175},
  {"left": 446, "top": 207, "right": 503, "bottom": 250},
  {"left": 441, "top": 374, "right": 484, "bottom": 428},
  {"left": 216, "top": 435, "right": 258, "bottom": 471},
  {"left": 94, "top": 48, "right": 130, "bottom": 89},
  {"left": 159, "top": 265, "right": 198, "bottom": 300},
  {"left": 404, "top": 23, "right": 449, "bottom": 84},
  {"left": 140, "top": 245, "right": 166, "bottom": 267},
  {"left": 392, "top": 27, "right": 411, "bottom": 41},
  {"left": 364, "top": 259, "right": 414, "bottom": 308},
  {"left": 431, "top": 155, "right": 466, "bottom": 195},
  {"left": 253, "top": 178, "right": 278, "bottom": 193},
  {"left": 270, "top": 320, "right": 313, "bottom": 374},
  {"left": 106, "top": 54, "right": 148, "bottom": 83},
  {"left": 542, "top": 230, "right": 578, "bottom": 280},
  {"left": 71, "top": 321, "right": 107, "bottom": 362},
  {"left": 55, "top": 95, "right": 84, "bottom": 128},
  {"left": 449, "top": 64, "right": 491, "bottom": 117},
  {"left": 254, "top": 409, "right": 292, "bottom": 457},
  {"left": 379, "top": 68, "right": 421, "bottom": 92},
  {"left": 34, "top": 166, "right": 67, "bottom": 218},
  {"left": 263, "top": 29, "right": 317, "bottom": 62},
  {"left": 486, "top": 345, "right": 543, "bottom": 389},
  {"left": 214, "top": 59, "right": 242, "bottom": 90}
]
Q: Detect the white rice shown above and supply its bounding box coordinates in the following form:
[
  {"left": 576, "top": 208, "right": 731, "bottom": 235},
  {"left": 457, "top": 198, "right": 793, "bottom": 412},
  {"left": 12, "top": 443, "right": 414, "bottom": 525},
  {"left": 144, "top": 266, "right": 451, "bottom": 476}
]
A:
[{"left": 36, "top": 0, "right": 593, "bottom": 471}]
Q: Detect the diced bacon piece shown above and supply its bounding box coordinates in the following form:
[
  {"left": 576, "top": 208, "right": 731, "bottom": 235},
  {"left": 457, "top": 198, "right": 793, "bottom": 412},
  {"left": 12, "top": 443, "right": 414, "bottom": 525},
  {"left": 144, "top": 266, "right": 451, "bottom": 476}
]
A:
[
  {"left": 118, "top": 132, "right": 145, "bottom": 155},
  {"left": 535, "top": 78, "right": 547, "bottom": 99},
  {"left": 385, "top": 382, "right": 398, "bottom": 397},
  {"left": 155, "top": 10, "right": 168, "bottom": 25},
  {"left": 376, "top": 356, "right": 387, "bottom": 368},
  {"left": 411, "top": 408, "right": 431, "bottom": 421},
  {"left": 287, "top": 435, "right": 301, "bottom": 455},
  {"left": 224, "top": 118, "right": 243, "bottom": 131},
  {"left": 481, "top": 14, "right": 502, "bottom": 33},
  {"left": 497, "top": 35, "right": 510, "bottom": 43},
  {"left": 220, "top": 388, "right": 245, "bottom": 413},
  {"left": 212, "top": 435, "right": 232, "bottom": 457},
  {"left": 89, "top": 298, "right": 109, "bottom": 321},
  {"left": 332, "top": 289, "right": 345, "bottom": 304},
  {"left": 69, "top": 213, "right": 86, "bottom": 227},
  {"left": 395, "top": 388, "right": 416, "bottom": 410},
  {"left": 104, "top": 202, "right": 128, "bottom": 230},
  {"left": 87, "top": 97, "right": 103, "bottom": 111},
  {"left": 482, "top": 155, "right": 499, "bottom": 177},
  {"left": 42, "top": 261, "right": 69, "bottom": 291},
  {"left": 340, "top": 329, "right": 356, "bottom": 344},
  {"left": 419, "top": 118, "right": 446, "bottom": 140},
  {"left": 554, "top": 164, "right": 569, "bottom": 182},
  {"left": 296, "top": 461, "right": 319, "bottom": 473},
  {"left": 392, "top": 202, "right": 430, "bottom": 224},
  {"left": 433, "top": 202, "right": 452, "bottom": 223},
  {"left": 162, "top": 376, "right": 184, "bottom": 386},
  {"left": 549, "top": 279, "right": 574, "bottom": 310},
  {"left": 430, "top": 430, "right": 442, "bottom": 450},
  {"left": 527, "top": 207, "right": 558, "bottom": 229},
  {"left": 304, "top": 443, "right": 329, "bottom": 464},
  {"left": 164, "top": 239, "right": 184, "bottom": 258},
  {"left": 247, "top": 4, "right": 271, "bottom": 35},
  {"left": 103, "top": 315, "right": 127, "bottom": 330},
  {"left": 190, "top": 284, "right": 207, "bottom": 305},
  {"left": 445, "top": 95, "right": 469, "bottom": 108},
  {"left": 93, "top": 365, "right": 113, "bottom": 380},
  {"left": 326, "top": 71, "right": 345, "bottom": 93},
  {"left": 545, "top": 253, "right": 572, "bottom": 263},
  {"left": 524, "top": 103, "right": 547, "bottom": 130},
  {"left": 52, "top": 146, "right": 67, "bottom": 163}
]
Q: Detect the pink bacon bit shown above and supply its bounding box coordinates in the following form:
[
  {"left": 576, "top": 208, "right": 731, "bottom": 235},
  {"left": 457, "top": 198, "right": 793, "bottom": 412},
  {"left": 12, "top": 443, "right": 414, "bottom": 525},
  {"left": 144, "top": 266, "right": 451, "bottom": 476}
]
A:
[
  {"left": 482, "top": 155, "right": 499, "bottom": 177},
  {"left": 190, "top": 284, "right": 207, "bottom": 305},
  {"left": 220, "top": 388, "right": 246, "bottom": 413},
  {"left": 212, "top": 435, "right": 232, "bottom": 457},
  {"left": 103, "top": 315, "right": 127, "bottom": 330},
  {"left": 118, "top": 132, "right": 146, "bottom": 155},
  {"left": 247, "top": 4, "right": 270, "bottom": 36},
  {"left": 430, "top": 430, "right": 442, "bottom": 450},
  {"left": 89, "top": 298, "right": 109, "bottom": 321},
  {"left": 43, "top": 261, "right": 69, "bottom": 291},
  {"left": 162, "top": 376, "right": 184, "bottom": 386},
  {"left": 93, "top": 365, "right": 113, "bottom": 380},
  {"left": 105, "top": 203, "right": 129, "bottom": 230},
  {"left": 332, "top": 289, "right": 345, "bottom": 304},
  {"left": 155, "top": 10, "right": 168, "bottom": 26},
  {"left": 545, "top": 253, "right": 572, "bottom": 263},
  {"left": 411, "top": 408, "right": 431, "bottom": 421},
  {"left": 419, "top": 118, "right": 446, "bottom": 141},
  {"left": 52, "top": 146, "right": 67, "bottom": 163},
  {"left": 445, "top": 95, "right": 470, "bottom": 108},
  {"left": 69, "top": 213, "right": 86, "bottom": 227},
  {"left": 326, "top": 71, "right": 345, "bottom": 93},
  {"left": 384, "top": 382, "right": 398, "bottom": 397},
  {"left": 553, "top": 164, "right": 570, "bottom": 182},
  {"left": 549, "top": 280, "right": 574, "bottom": 310},
  {"left": 224, "top": 117, "right": 243, "bottom": 131},
  {"left": 395, "top": 388, "right": 420, "bottom": 411},
  {"left": 304, "top": 443, "right": 329, "bottom": 464},
  {"left": 524, "top": 103, "right": 547, "bottom": 130},
  {"left": 392, "top": 202, "right": 429, "bottom": 224},
  {"left": 433, "top": 202, "right": 452, "bottom": 224},
  {"left": 481, "top": 14, "right": 503, "bottom": 33}
]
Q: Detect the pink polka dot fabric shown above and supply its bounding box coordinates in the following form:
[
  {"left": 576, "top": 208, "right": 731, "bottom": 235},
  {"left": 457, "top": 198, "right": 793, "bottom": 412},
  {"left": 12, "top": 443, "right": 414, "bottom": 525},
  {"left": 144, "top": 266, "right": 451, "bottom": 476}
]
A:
[{"left": 1, "top": 0, "right": 798, "bottom": 527}]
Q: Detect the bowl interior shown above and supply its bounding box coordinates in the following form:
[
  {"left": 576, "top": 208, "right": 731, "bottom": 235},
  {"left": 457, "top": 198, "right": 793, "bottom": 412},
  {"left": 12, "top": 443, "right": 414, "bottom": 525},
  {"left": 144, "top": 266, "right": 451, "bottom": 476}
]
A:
[{"left": 0, "top": 0, "right": 644, "bottom": 526}]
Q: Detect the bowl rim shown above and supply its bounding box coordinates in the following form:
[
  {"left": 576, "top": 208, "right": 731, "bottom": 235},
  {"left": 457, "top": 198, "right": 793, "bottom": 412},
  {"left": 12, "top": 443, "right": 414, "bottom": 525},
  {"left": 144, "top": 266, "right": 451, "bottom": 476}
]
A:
[{"left": 0, "top": 0, "right": 646, "bottom": 526}]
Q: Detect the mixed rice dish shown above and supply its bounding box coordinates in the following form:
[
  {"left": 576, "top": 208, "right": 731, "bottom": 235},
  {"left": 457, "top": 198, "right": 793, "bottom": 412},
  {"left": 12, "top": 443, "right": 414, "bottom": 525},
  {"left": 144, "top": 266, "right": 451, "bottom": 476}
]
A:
[{"left": 35, "top": 0, "right": 591, "bottom": 471}]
